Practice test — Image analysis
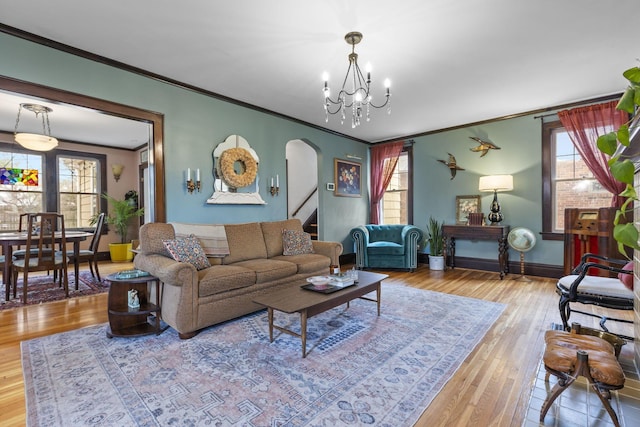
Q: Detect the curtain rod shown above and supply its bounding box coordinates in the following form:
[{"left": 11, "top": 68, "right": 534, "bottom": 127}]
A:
[{"left": 533, "top": 93, "right": 621, "bottom": 120}]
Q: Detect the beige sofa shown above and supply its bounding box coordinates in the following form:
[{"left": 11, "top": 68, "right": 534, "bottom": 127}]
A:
[{"left": 133, "top": 219, "right": 343, "bottom": 338}]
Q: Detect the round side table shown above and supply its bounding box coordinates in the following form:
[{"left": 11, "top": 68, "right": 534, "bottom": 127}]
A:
[{"left": 105, "top": 272, "right": 163, "bottom": 338}]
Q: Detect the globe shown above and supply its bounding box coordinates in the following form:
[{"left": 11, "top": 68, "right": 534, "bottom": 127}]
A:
[{"left": 507, "top": 227, "right": 536, "bottom": 253}]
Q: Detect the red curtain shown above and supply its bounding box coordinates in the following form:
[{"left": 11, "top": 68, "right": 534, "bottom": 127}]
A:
[
  {"left": 558, "top": 101, "right": 628, "bottom": 207},
  {"left": 369, "top": 140, "right": 404, "bottom": 224}
]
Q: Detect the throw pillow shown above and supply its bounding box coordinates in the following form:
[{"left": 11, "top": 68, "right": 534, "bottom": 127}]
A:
[
  {"left": 282, "top": 229, "right": 314, "bottom": 256},
  {"left": 618, "top": 261, "right": 634, "bottom": 290},
  {"left": 163, "top": 234, "right": 211, "bottom": 271}
]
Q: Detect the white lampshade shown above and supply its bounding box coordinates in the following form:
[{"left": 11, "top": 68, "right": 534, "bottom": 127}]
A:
[
  {"left": 479, "top": 175, "right": 514, "bottom": 192},
  {"left": 14, "top": 133, "right": 59, "bottom": 152}
]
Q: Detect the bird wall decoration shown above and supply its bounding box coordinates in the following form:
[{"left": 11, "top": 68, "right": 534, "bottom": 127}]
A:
[
  {"left": 469, "top": 136, "right": 501, "bottom": 157},
  {"left": 437, "top": 153, "right": 465, "bottom": 180}
]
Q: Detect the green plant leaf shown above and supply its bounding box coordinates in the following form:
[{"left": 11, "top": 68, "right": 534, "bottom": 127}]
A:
[
  {"left": 623, "top": 66, "right": 640, "bottom": 83},
  {"left": 617, "top": 87, "right": 636, "bottom": 114},
  {"left": 619, "top": 184, "right": 637, "bottom": 199},
  {"left": 597, "top": 132, "right": 618, "bottom": 155},
  {"left": 617, "top": 124, "right": 630, "bottom": 147},
  {"left": 613, "top": 223, "right": 640, "bottom": 251},
  {"left": 610, "top": 159, "right": 635, "bottom": 185}
]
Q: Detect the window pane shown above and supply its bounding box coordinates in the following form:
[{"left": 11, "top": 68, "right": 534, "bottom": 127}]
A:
[
  {"left": 551, "top": 129, "right": 609, "bottom": 232},
  {"left": 58, "top": 156, "right": 100, "bottom": 228},
  {"left": 0, "top": 150, "right": 44, "bottom": 230},
  {"left": 382, "top": 151, "right": 409, "bottom": 224}
]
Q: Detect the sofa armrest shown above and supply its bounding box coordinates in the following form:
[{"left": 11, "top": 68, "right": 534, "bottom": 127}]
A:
[
  {"left": 350, "top": 226, "right": 370, "bottom": 269},
  {"left": 401, "top": 225, "right": 423, "bottom": 247},
  {"left": 311, "top": 240, "right": 343, "bottom": 266},
  {"left": 134, "top": 253, "right": 197, "bottom": 287}
]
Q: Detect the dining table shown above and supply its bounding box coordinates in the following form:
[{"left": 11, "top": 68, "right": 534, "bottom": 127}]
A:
[{"left": 1, "top": 230, "right": 93, "bottom": 301}]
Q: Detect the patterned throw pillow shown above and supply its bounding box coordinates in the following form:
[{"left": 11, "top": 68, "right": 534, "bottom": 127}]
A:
[
  {"left": 163, "top": 234, "right": 211, "bottom": 270},
  {"left": 282, "top": 229, "right": 314, "bottom": 256}
]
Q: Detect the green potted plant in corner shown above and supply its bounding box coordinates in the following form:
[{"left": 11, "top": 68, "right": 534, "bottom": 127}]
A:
[
  {"left": 95, "top": 192, "right": 144, "bottom": 262},
  {"left": 427, "top": 216, "right": 445, "bottom": 270},
  {"left": 597, "top": 66, "right": 640, "bottom": 255}
]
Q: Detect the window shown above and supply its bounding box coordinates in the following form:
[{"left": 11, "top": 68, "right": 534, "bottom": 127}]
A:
[
  {"left": 0, "top": 142, "right": 106, "bottom": 230},
  {"left": 0, "top": 150, "right": 44, "bottom": 230},
  {"left": 381, "top": 147, "right": 412, "bottom": 224},
  {"left": 58, "top": 156, "right": 100, "bottom": 228},
  {"left": 542, "top": 121, "right": 611, "bottom": 237}
]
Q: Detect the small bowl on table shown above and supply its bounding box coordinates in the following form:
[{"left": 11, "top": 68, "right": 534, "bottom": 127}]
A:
[{"left": 306, "top": 276, "right": 331, "bottom": 289}]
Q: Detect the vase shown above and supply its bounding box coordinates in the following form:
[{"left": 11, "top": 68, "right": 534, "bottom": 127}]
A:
[
  {"left": 109, "top": 242, "right": 133, "bottom": 262},
  {"left": 428, "top": 255, "right": 445, "bottom": 270}
]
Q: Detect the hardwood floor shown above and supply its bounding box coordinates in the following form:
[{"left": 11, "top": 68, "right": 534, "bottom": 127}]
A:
[{"left": 0, "top": 263, "right": 633, "bottom": 426}]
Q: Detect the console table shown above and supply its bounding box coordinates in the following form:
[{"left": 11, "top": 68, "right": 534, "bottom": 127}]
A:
[{"left": 442, "top": 225, "right": 510, "bottom": 279}]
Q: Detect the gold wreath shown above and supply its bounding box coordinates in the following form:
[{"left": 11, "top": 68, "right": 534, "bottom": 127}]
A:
[{"left": 219, "top": 147, "right": 258, "bottom": 188}]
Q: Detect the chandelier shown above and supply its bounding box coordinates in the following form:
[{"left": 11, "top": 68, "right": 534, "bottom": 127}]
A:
[
  {"left": 14, "top": 103, "right": 59, "bottom": 151},
  {"left": 323, "top": 32, "right": 391, "bottom": 128}
]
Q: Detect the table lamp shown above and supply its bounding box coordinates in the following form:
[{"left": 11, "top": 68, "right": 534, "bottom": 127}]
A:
[{"left": 479, "top": 175, "right": 513, "bottom": 225}]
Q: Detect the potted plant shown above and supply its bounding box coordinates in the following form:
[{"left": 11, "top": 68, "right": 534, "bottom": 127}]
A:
[
  {"left": 427, "top": 216, "right": 445, "bottom": 270},
  {"left": 597, "top": 66, "right": 640, "bottom": 255},
  {"left": 94, "top": 192, "right": 144, "bottom": 262}
]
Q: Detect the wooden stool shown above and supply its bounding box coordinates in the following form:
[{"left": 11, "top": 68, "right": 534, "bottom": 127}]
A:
[{"left": 541, "top": 327, "right": 626, "bottom": 426}]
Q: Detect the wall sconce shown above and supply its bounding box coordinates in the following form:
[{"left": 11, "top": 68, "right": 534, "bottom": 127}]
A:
[
  {"left": 270, "top": 174, "right": 279, "bottom": 197},
  {"left": 479, "top": 174, "right": 514, "bottom": 225},
  {"left": 111, "top": 164, "right": 124, "bottom": 182},
  {"left": 186, "top": 168, "right": 201, "bottom": 194}
]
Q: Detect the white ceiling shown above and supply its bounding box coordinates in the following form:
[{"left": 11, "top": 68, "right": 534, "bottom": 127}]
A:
[{"left": 0, "top": 0, "right": 637, "bottom": 145}]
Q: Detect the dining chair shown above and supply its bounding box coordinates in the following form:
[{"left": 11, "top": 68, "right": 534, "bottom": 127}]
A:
[
  {"left": 11, "top": 213, "right": 68, "bottom": 304},
  {"left": 66, "top": 212, "right": 105, "bottom": 282}
]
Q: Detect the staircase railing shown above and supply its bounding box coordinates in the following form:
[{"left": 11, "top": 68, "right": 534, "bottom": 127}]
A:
[{"left": 291, "top": 187, "right": 318, "bottom": 218}]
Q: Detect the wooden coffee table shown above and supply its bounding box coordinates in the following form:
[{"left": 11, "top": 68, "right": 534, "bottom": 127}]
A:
[{"left": 253, "top": 270, "right": 388, "bottom": 357}]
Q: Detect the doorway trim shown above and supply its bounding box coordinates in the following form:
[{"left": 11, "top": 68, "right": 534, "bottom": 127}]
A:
[{"left": 0, "top": 75, "right": 166, "bottom": 222}]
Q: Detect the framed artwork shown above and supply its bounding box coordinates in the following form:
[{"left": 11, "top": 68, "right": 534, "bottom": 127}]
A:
[
  {"left": 334, "top": 158, "right": 361, "bottom": 197},
  {"left": 456, "top": 195, "right": 481, "bottom": 225},
  {"left": 140, "top": 149, "right": 149, "bottom": 163}
]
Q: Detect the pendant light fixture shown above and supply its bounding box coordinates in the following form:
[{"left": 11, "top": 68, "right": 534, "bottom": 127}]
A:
[{"left": 14, "top": 103, "right": 59, "bottom": 151}]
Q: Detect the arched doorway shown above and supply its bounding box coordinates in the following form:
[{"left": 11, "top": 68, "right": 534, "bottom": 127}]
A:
[{"left": 286, "top": 139, "right": 319, "bottom": 238}]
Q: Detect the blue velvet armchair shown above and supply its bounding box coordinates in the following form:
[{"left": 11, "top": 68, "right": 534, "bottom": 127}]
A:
[{"left": 350, "top": 224, "right": 423, "bottom": 271}]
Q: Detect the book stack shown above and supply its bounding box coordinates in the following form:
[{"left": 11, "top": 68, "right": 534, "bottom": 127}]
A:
[{"left": 329, "top": 274, "right": 355, "bottom": 287}]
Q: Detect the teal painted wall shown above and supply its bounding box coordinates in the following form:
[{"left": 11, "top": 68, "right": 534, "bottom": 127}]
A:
[
  {"left": 1, "top": 32, "right": 564, "bottom": 266},
  {"left": 0, "top": 33, "right": 369, "bottom": 250},
  {"left": 413, "top": 115, "right": 563, "bottom": 266}
]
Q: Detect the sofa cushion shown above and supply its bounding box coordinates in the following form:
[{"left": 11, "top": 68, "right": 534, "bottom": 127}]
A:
[
  {"left": 223, "top": 222, "right": 268, "bottom": 264},
  {"left": 282, "top": 229, "right": 314, "bottom": 255},
  {"left": 198, "top": 265, "right": 256, "bottom": 297},
  {"left": 230, "top": 258, "right": 298, "bottom": 283},
  {"left": 367, "top": 241, "right": 405, "bottom": 256},
  {"left": 163, "top": 235, "right": 211, "bottom": 270},
  {"left": 272, "top": 253, "right": 330, "bottom": 274},
  {"left": 261, "top": 219, "right": 304, "bottom": 258}
]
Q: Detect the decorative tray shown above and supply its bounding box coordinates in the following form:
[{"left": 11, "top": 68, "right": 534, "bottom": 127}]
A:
[
  {"left": 116, "top": 269, "right": 151, "bottom": 279},
  {"left": 302, "top": 276, "right": 356, "bottom": 294},
  {"left": 301, "top": 282, "right": 356, "bottom": 294}
]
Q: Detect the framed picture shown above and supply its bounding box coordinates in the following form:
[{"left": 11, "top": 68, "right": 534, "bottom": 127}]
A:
[
  {"left": 334, "top": 158, "right": 361, "bottom": 197},
  {"left": 140, "top": 149, "right": 149, "bottom": 163},
  {"left": 456, "top": 195, "right": 481, "bottom": 225}
]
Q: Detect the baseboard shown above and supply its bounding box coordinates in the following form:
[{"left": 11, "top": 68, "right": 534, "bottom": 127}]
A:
[{"left": 416, "top": 253, "right": 563, "bottom": 278}]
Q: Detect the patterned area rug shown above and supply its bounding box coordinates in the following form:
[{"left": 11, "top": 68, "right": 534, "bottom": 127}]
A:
[
  {"left": 22, "top": 284, "right": 505, "bottom": 426},
  {"left": 0, "top": 271, "right": 108, "bottom": 310}
]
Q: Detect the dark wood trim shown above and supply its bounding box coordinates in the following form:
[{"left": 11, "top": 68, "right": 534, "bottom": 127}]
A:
[
  {"left": 0, "top": 75, "right": 166, "bottom": 223},
  {"left": 0, "top": 23, "right": 369, "bottom": 146},
  {"left": 417, "top": 253, "right": 563, "bottom": 279},
  {"left": 541, "top": 120, "right": 559, "bottom": 238},
  {"left": 376, "top": 94, "right": 622, "bottom": 145}
]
